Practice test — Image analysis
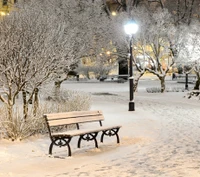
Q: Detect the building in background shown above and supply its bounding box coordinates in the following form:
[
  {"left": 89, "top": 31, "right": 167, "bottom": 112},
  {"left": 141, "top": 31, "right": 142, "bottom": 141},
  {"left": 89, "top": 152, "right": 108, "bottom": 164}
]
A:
[{"left": 0, "top": 0, "right": 17, "bottom": 16}]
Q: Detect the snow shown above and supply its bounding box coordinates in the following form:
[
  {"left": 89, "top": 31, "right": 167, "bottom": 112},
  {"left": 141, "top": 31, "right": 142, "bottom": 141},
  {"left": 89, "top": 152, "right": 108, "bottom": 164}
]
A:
[{"left": 0, "top": 77, "right": 200, "bottom": 177}]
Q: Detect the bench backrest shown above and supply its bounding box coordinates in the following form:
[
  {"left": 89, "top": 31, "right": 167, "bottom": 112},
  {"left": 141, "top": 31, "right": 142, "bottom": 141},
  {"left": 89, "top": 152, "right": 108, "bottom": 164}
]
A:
[{"left": 44, "top": 110, "right": 104, "bottom": 130}]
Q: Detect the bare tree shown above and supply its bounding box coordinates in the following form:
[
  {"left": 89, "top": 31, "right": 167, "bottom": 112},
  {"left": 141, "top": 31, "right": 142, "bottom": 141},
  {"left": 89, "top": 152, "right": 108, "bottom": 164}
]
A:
[
  {"left": 92, "top": 52, "right": 118, "bottom": 79},
  {"left": 76, "top": 43, "right": 118, "bottom": 80},
  {"left": 0, "top": 0, "right": 94, "bottom": 121},
  {"left": 177, "top": 21, "right": 200, "bottom": 90},
  {"left": 102, "top": 0, "right": 164, "bottom": 15},
  {"left": 49, "top": 0, "right": 113, "bottom": 93},
  {"left": 0, "top": 1, "right": 57, "bottom": 120},
  {"left": 0, "top": 0, "right": 115, "bottom": 123},
  {"left": 163, "top": 0, "right": 198, "bottom": 25},
  {"left": 111, "top": 8, "right": 177, "bottom": 92},
  {"left": 138, "top": 9, "right": 177, "bottom": 92}
]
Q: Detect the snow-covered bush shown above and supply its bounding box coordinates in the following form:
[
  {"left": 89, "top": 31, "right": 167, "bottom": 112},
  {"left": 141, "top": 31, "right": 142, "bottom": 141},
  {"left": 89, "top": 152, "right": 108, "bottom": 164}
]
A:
[
  {"left": 0, "top": 106, "right": 45, "bottom": 141},
  {"left": 165, "top": 87, "right": 185, "bottom": 92},
  {"left": 146, "top": 87, "right": 185, "bottom": 93},
  {"left": 45, "top": 90, "right": 91, "bottom": 112},
  {"left": 146, "top": 87, "right": 162, "bottom": 93},
  {"left": 0, "top": 90, "right": 91, "bottom": 141}
]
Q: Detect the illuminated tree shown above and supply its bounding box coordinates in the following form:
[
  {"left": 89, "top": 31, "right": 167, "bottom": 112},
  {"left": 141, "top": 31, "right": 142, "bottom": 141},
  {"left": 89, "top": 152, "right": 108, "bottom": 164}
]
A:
[
  {"left": 177, "top": 21, "right": 200, "bottom": 90},
  {"left": 0, "top": 0, "right": 110, "bottom": 120},
  {"left": 111, "top": 8, "right": 177, "bottom": 92}
]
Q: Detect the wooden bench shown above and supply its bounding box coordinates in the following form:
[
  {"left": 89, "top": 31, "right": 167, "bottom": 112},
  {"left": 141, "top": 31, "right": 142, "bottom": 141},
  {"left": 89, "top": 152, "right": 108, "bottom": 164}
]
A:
[
  {"left": 44, "top": 110, "right": 121, "bottom": 156},
  {"left": 177, "top": 74, "right": 196, "bottom": 83},
  {"left": 99, "top": 75, "right": 128, "bottom": 83}
]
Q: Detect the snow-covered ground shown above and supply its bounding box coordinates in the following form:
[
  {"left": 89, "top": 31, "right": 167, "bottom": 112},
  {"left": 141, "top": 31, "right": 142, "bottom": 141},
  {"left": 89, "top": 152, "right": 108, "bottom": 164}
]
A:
[{"left": 0, "top": 78, "right": 200, "bottom": 177}]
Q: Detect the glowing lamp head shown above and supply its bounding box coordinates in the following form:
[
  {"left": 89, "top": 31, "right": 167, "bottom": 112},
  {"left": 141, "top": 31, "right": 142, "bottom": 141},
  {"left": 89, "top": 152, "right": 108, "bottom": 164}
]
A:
[{"left": 124, "top": 21, "right": 139, "bottom": 35}]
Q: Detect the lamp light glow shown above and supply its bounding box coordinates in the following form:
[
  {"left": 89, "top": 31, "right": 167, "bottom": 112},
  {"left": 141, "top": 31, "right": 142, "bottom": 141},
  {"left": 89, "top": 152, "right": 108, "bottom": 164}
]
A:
[
  {"left": 111, "top": 11, "right": 117, "bottom": 16},
  {"left": 124, "top": 21, "right": 138, "bottom": 35},
  {"left": 106, "top": 51, "right": 111, "bottom": 55},
  {"left": 0, "top": 11, "right": 6, "bottom": 16}
]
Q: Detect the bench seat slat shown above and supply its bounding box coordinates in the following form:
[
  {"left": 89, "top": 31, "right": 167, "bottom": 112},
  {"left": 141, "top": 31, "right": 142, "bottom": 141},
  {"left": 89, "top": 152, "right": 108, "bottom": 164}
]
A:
[
  {"left": 51, "top": 125, "right": 122, "bottom": 137},
  {"left": 45, "top": 110, "right": 103, "bottom": 120},
  {"left": 48, "top": 115, "right": 104, "bottom": 127}
]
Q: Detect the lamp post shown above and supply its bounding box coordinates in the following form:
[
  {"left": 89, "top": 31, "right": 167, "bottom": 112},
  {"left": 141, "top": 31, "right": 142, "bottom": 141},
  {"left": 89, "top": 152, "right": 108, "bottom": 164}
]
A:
[
  {"left": 124, "top": 21, "right": 138, "bottom": 111},
  {"left": 185, "top": 73, "right": 189, "bottom": 90}
]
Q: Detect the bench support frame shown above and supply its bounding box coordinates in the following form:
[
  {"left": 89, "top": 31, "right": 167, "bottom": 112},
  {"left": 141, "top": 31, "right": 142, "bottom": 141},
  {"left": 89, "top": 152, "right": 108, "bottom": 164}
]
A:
[
  {"left": 78, "top": 132, "right": 99, "bottom": 148},
  {"left": 49, "top": 136, "right": 72, "bottom": 156},
  {"left": 101, "top": 128, "right": 120, "bottom": 143}
]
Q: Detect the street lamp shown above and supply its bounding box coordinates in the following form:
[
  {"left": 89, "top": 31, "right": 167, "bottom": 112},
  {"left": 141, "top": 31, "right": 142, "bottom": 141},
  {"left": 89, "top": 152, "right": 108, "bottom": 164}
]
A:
[
  {"left": 124, "top": 20, "right": 139, "bottom": 111},
  {"left": 185, "top": 73, "right": 189, "bottom": 90}
]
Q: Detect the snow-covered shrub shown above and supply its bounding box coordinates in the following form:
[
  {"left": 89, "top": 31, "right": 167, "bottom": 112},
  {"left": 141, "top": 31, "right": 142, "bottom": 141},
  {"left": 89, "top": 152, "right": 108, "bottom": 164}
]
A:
[
  {"left": 146, "top": 87, "right": 185, "bottom": 93},
  {"left": 146, "top": 87, "right": 161, "bottom": 93},
  {"left": 46, "top": 90, "right": 91, "bottom": 112},
  {"left": 0, "top": 106, "right": 45, "bottom": 141},
  {"left": 0, "top": 90, "right": 91, "bottom": 140},
  {"left": 165, "top": 87, "right": 185, "bottom": 92}
]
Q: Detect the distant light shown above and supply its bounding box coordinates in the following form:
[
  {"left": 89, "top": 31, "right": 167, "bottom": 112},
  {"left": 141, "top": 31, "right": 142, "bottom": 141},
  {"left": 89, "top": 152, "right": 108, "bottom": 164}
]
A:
[
  {"left": 124, "top": 21, "right": 139, "bottom": 35},
  {"left": 99, "top": 53, "right": 102, "bottom": 56},
  {"left": 111, "top": 11, "right": 117, "bottom": 16},
  {"left": 0, "top": 11, "right": 6, "bottom": 16},
  {"left": 106, "top": 51, "right": 111, "bottom": 55}
]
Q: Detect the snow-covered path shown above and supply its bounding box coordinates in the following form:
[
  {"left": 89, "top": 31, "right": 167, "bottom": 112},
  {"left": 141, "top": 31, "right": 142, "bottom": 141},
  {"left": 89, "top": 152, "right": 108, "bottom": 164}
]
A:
[{"left": 1, "top": 80, "right": 200, "bottom": 177}]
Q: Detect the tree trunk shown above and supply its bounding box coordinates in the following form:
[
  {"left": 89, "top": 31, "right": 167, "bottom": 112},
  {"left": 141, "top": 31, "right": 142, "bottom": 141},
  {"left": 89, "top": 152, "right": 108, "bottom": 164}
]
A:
[
  {"left": 194, "top": 79, "right": 200, "bottom": 90},
  {"left": 194, "top": 76, "right": 200, "bottom": 90},
  {"left": 193, "top": 71, "right": 200, "bottom": 90},
  {"left": 86, "top": 70, "right": 90, "bottom": 80},
  {"left": 6, "top": 103, "right": 15, "bottom": 139},
  {"left": 33, "top": 88, "right": 39, "bottom": 116},
  {"left": 133, "top": 72, "right": 145, "bottom": 92},
  {"left": 53, "top": 80, "right": 62, "bottom": 100},
  {"left": 7, "top": 103, "right": 13, "bottom": 121},
  {"left": 22, "top": 90, "right": 28, "bottom": 121},
  {"left": 159, "top": 76, "right": 166, "bottom": 93}
]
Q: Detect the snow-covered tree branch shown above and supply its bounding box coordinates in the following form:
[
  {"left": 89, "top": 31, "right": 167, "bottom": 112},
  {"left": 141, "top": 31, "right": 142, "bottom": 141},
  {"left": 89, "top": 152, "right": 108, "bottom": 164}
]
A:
[
  {"left": 177, "top": 21, "right": 200, "bottom": 89},
  {"left": 0, "top": 0, "right": 112, "bottom": 120},
  {"left": 111, "top": 8, "right": 177, "bottom": 92}
]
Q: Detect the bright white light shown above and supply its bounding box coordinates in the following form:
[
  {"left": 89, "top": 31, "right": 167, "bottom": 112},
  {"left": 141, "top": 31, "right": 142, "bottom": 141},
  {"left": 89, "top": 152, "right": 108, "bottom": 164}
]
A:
[
  {"left": 124, "top": 21, "right": 139, "bottom": 35},
  {"left": 111, "top": 11, "right": 117, "bottom": 16},
  {"left": 0, "top": 11, "right": 6, "bottom": 16},
  {"left": 106, "top": 51, "right": 111, "bottom": 55}
]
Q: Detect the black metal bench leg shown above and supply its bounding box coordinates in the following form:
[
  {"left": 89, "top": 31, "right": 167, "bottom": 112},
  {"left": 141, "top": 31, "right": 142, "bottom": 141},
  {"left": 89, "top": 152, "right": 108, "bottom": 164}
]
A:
[
  {"left": 100, "top": 128, "right": 120, "bottom": 143},
  {"left": 77, "top": 132, "right": 99, "bottom": 148},
  {"left": 94, "top": 135, "right": 98, "bottom": 148},
  {"left": 100, "top": 131, "right": 106, "bottom": 143},
  {"left": 116, "top": 132, "right": 120, "bottom": 143},
  {"left": 67, "top": 143, "right": 72, "bottom": 156},
  {"left": 49, "top": 137, "right": 72, "bottom": 156},
  {"left": 78, "top": 135, "right": 83, "bottom": 148},
  {"left": 49, "top": 142, "right": 54, "bottom": 155}
]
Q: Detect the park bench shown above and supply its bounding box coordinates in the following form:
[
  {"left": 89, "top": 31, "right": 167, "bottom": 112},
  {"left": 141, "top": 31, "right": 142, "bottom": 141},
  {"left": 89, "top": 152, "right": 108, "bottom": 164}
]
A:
[
  {"left": 44, "top": 110, "right": 121, "bottom": 156},
  {"left": 99, "top": 75, "right": 128, "bottom": 83},
  {"left": 176, "top": 74, "right": 196, "bottom": 83}
]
